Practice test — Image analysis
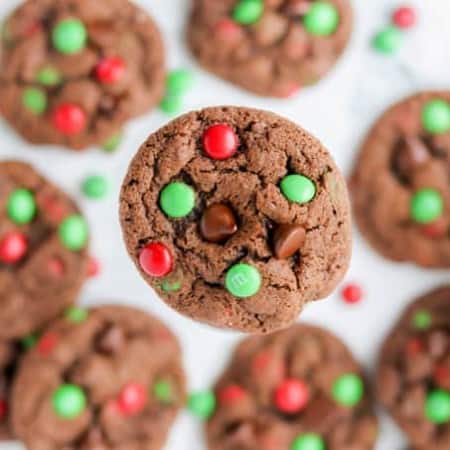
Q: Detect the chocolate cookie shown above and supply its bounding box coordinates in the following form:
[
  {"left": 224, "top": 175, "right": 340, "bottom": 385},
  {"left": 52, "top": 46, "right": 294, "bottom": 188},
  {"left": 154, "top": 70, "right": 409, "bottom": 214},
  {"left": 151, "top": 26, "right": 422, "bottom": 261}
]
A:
[
  {"left": 187, "top": 0, "right": 352, "bottom": 97},
  {"left": 0, "top": 160, "right": 89, "bottom": 339},
  {"left": 120, "top": 106, "right": 351, "bottom": 333},
  {"left": 0, "top": 0, "right": 165, "bottom": 150},
  {"left": 11, "top": 305, "right": 186, "bottom": 450},
  {"left": 207, "top": 324, "right": 378, "bottom": 450},
  {"left": 351, "top": 92, "right": 450, "bottom": 267},
  {"left": 377, "top": 287, "right": 450, "bottom": 450}
]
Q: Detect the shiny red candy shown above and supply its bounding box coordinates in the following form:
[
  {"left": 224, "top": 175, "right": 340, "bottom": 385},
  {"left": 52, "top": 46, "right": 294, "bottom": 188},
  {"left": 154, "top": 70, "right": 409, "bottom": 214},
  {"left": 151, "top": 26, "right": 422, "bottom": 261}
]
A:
[
  {"left": 96, "top": 57, "right": 126, "bottom": 84},
  {"left": 341, "top": 283, "right": 363, "bottom": 304},
  {"left": 88, "top": 256, "right": 101, "bottom": 278},
  {"left": 434, "top": 366, "right": 450, "bottom": 387},
  {"left": 0, "top": 231, "right": 27, "bottom": 264},
  {"left": 218, "top": 385, "right": 246, "bottom": 405},
  {"left": 274, "top": 379, "right": 309, "bottom": 414},
  {"left": 48, "top": 258, "right": 65, "bottom": 277},
  {"left": 38, "top": 332, "right": 58, "bottom": 356},
  {"left": 53, "top": 104, "right": 86, "bottom": 135},
  {"left": 117, "top": 383, "right": 147, "bottom": 416},
  {"left": 139, "top": 243, "right": 173, "bottom": 278},
  {"left": 406, "top": 338, "right": 424, "bottom": 356},
  {"left": 215, "top": 19, "right": 241, "bottom": 39},
  {"left": 392, "top": 6, "right": 417, "bottom": 29},
  {"left": 203, "top": 124, "right": 239, "bottom": 160}
]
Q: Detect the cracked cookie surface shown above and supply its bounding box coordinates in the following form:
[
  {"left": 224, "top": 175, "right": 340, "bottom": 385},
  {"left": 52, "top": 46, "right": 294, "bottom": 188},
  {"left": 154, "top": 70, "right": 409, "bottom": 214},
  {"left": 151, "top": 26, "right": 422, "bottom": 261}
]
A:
[
  {"left": 187, "top": 0, "right": 352, "bottom": 97},
  {"left": 120, "top": 106, "right": 351, "bottom": 333},
  {"left": 351, "top": 92, "right": 450, "bottom": 267},
  {"left": 207, "top": 324, "right": 378, "bottom": 450},
  {"left": 0, "top": 161, "right": 88, "bottom": 339},
  {"left": 0, "top": 0, "right": 165, "bottom": 150},
  {"left": 11, "top": 305, "right": 186, "bottom": 450}
]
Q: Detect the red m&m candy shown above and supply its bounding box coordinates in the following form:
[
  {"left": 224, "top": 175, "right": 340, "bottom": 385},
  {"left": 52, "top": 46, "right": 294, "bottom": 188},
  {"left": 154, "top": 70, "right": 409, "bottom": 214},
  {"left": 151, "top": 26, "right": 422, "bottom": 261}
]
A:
[
  {"left": 203, "top": 124, "right": 239, "bottom": 160},
  {"left": 274, "top": 379, "right": 309, "bottom": 414},
  {"left": 139, "top": 243, "right": 173, "bottom": 278},
  {"left": 0, "top": 231, "right": 27, "bottom": 264},
  {"left": 53, "top": 104, "right": 86, "bottom": 135},
  {"left": 37, "top": 332, "right": 58, "bottom": 356},
  {"left": 218, "top": 385, "right": 246, "bottom": 405},
  {"left": 117, "top": 383, "right": 147, "bottom": 416},
  {"left": 341, "top": 283, "right": 363, "bottom": 304},
  {"left": 96, "top": 57, "right": 126, "bottom": 84},
  {"left": 87, "top": 256, "right": 101, "bottom": 278},
  {"left": 392, "top": 6, "right": 417, "bottom": 29}
]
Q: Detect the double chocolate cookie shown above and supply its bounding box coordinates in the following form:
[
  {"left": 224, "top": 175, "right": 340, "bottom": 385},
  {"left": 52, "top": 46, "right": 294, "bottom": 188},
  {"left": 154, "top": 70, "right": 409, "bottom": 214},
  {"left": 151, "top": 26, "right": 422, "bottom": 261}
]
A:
[
  {"left": 351, "top": 92, "right": 450, "bottom": 267},
  {"left": 0, "top": 0, "right": 165, "bottom": 150},
  {"left": 120, "top": 106, "right": 351, "bottom": 333},
  {"left": 187, "top": 0, "right": 352, "bottom": 97},
  {"left": 377, "top": 287, "right": 450, "bottom": 450},
  {"left": 207, "top": 324, "right": 378, "bottom": 450},
  {"left": 0, "top": 161, "right": 89, "bottom": 340},
  {"left": 11, "top": 305, "right": 186, "bottom": 450}
]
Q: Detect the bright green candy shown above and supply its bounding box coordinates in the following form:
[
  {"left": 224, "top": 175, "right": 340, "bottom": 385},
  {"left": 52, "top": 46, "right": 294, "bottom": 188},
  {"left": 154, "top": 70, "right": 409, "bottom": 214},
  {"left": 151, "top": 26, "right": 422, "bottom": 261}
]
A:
[
  {"left": 422, "top": 100, "right": 450, "bottom": 134},
  {"left": 59, "top": 215, "right": 89, "bottom": 251},
  {"left": 280, "top": 174, "right": 316, "bottom": 204},
  {"left": 167, "top": 70, "right": 194, "bottom": 96},
  {"left": 291, "top": 433, "right": 325, "bottom": 450},
  {"left": 22, "top": 87, "right": 47, "bottom": 115},
  {"left": 37, "top": 67, "right": 62, "bottom": 86},
  {"left": 425, "top": 389, "right": 450, "bottom": 424},
  {"left": 161, "top": 279, "right": 182, "bottom": 293},
  {"left": 410, "top": 188, "right": 443, "bottom": 224},
  {"left": 232, "top": 0, "right": 264, "bottom": 25},
  {"left": 7, "top": 188, "right": 36, "bottom": 224},
  {"left": 160, "top": 182, "right": 195, "bottom": 218},
  {"left": 373, "top": 26, "right": 403, "bottom": 53},
  {"left": 303, "top": 1, "right": 339, "bottom": 37},
  {"left": 21, "top": 334, "right": 38, "bottom": 349},
  {"left": 225, "top": 263, "right": 261, "bottom": 298},
  {"left": 154, "top": 380, "right": 173, "bottom": 404},
  {"left": 412, "top": 310, "right": 432, "bottom": 330},
  {"left": 82, "top": 175, "right": 109, "bottom": 199},
  {"left": 187, "top": 391, "right": 216, "bottom": 419},
  {"left": 52, "top": 19, "right": 87, "bottom": 54},
  {"left": 65, "top": 306, "right": 88, "bottom": 323},
  {"left": 160, "top": 95, "right": 183, "bottom": 116},
  {"left": 332, "top": 373, "right": 364, "bottom": 407},
  {"left": 52, "top": 384, "right": 86, "bottom": 419},
  {"left": 102, "top": 132, "right": 123, "bottom": 152}
]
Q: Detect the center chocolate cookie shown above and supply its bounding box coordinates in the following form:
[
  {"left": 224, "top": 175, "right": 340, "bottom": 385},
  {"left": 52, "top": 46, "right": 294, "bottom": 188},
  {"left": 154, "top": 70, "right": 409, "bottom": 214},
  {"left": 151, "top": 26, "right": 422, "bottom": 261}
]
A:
[
  {"left": 0, "top": 0, "right": 165, "bottom": 150},
  {"left": 351, "top": 92, "right": 450, "bottom": 268},
  {"left": 377, "top": 287, "right": 450, "bottom": 450},
  {"left": 11, "top": 305, "right": 186, "bottom": 450},
  {"left": 187, "top": 0, "right": 352, "bottom": 97},
  {"left": 120, "top": 106, "right": 351, "bottom": 333},
  {"left": 207, "top": 324, "right": 378, "bottom": 450},
  {"left": 0, "top": 161, "right": 89, "bottom": 340}
]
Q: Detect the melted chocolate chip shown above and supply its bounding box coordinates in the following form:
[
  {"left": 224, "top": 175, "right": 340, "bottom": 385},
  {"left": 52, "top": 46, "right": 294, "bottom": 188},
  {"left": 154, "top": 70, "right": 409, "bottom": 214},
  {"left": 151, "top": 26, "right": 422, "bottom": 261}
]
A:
[
  {"left": 273, "top": 224, "right": 306, "bottom": 259},
  {"left": 97, "top": 325, "right": 125, "bottom": 354},
  {"left": 393, "top": 137, "right": 430, "bottom": 180},
  {"left": 200, "top": 204, "right": 238, "bottom": 243}
]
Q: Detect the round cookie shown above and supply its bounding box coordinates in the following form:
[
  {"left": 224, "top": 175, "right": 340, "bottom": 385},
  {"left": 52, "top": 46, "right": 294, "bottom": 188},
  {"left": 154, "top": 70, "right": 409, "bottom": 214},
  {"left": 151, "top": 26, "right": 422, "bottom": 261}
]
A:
[
  {"left": 0, "top": 160, "right": 89, "bottom": 339},
  {"left": 351, "top": 92, "right": 450, "bottom": 268},
  {"left": 11, "top": 305, "right": 186, "bottom": 450},
  {"left": 0, "top": 0, "right": 165, "bottom": 150},
  {"left": 187, "top": 0, "right": 352, "bottom": 97},
  {"left": 207, "top": 324, "right": 378, "bottom": 450},
  {"left": 120, "top": 106, "right": 351, "bottom": 333},
  {"left": 377, "top": 287, "right": 450, "bottom": 450}
]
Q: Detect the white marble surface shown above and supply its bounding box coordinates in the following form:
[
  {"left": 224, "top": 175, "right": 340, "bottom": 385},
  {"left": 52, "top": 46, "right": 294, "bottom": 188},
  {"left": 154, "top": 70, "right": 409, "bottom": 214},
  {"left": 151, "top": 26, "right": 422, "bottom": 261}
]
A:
[{"left": 0, "top": 1, "right": 449, "bottom": 449}]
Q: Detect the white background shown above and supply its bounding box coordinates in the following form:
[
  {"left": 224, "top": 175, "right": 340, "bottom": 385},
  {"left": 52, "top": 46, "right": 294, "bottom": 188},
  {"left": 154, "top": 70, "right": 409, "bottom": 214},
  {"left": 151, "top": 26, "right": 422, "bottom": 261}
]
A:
[{"left": 0, "top": 1, "right": 449, "bottom": 449}]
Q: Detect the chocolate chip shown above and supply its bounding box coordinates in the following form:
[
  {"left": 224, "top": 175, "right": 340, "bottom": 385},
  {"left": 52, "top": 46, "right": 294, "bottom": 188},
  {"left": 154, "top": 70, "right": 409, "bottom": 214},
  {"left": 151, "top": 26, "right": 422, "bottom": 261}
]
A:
[
  {"left": 428, "top": 330, "right": 448, "bottom": 358},
  {"left": 97, "top": 325, "right": 125, "bottom": 354},
  {"left": 81, "top": 427, "right": 108, "bottom": 450},
  {"left": 283, "top": 0, "right": 312, "bottom": 16},
  {"left": 394, "top": 137, "right": 430, "bottom": 177},
  {"left": 200, "top": 204, "right": 238, "bottom": 243},
  {"left": 273, "top": 224, "right": 306, "bottom": 259}
]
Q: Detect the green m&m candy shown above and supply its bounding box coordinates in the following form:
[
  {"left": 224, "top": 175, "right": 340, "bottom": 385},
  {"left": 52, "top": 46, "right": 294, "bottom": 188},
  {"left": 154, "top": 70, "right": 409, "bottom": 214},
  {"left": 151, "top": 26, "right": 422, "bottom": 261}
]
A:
[
  {"left": 21, "top": 333, "right": 38, "bottom": 349},
  {"left": 59, "top": 214, "right": 89, "bottom": 251},
  {"left": 373, "top": 26, "right": 403, "bottom": 54},
  {"left": 410, "top": 188, "right": 443, "bottom": 224},
  {"left": 160, "top": 95, "right": 184, "bottom": 116},
  {"left": 166, "top": 69, "right": 195, "bottom": 97},
  {"left": 37, "top": 67, "right": 62, "bottom": 86},
  {"left": 291, "top": 433, "right": 325, "bottom": 450},
  {"left": 65, "top": 306, "right": 88, "bottom": 323},
  {"left": 281, "top": 174, "right": 316, "bottom": 204},
  {"left": 187, "top": 391, "right": 216, "bottom": 419},
  {"left": 332, "top": 373, "right": 364, "bottom": 407},
  {"left": 422, "top": 99, "right": 450, "bottom": 134},
  {"left": 153, "top": 380, "right": 173, "bottom": 404},
  {"left": 425, "top": 389, "right": 450, "bottom": 424},
  {"left": 81, "top": 175, "right": 109, "bottom": 199},
  {"left": 22, "top": 87, "right": 47, "bottom": 115},
  {"left": 160, "top": 182, "right": 195, "bottom": 218},
  {"left": 52, "top": 384, "right": 86, "bottom": 419},
  {"left": 232, "top": 0, "right": 264, "bottom": 25},
  {"left": 225, "top": 263, "right": 261, "bottom": 298},
  {"left": 52, "top": 18, "right": 87, "bottom": 55},
  {"left": 412, "top": 310, "right": 432, "bottom": 330},
  {"left": 303, "top": 1, "right": 339, "bottom": 37},
  {"left": 7, "top": 188, "right": 36, "bottom": 224}
]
